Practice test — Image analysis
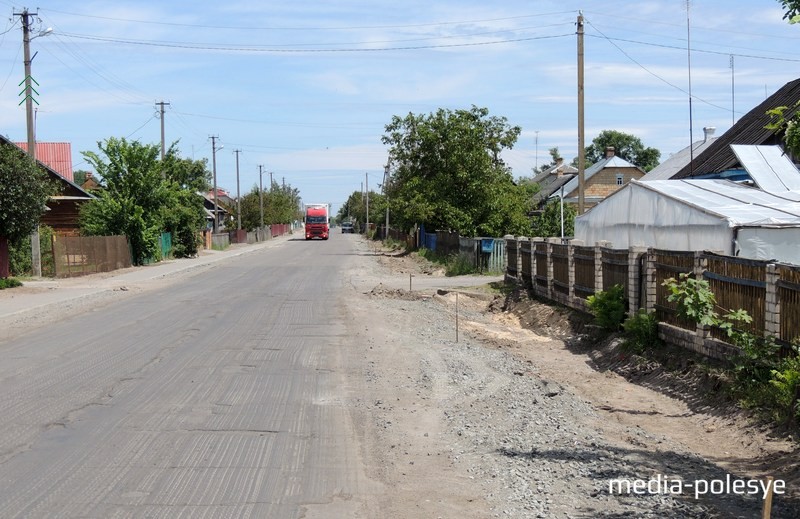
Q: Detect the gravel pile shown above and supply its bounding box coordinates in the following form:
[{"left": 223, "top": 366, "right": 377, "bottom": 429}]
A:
[{"left": 367, "top": 290, "right": 798, "bottom": 518}]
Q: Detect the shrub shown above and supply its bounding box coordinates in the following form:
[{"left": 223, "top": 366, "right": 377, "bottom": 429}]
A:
[
  {"left": 0, "top": 277, "right": 22, "bottom": 289},
  {"left": 446, "top": 253, "right": 477, "bottom": 277},
  {"left": 769, "top": 347, "right": 800, "bottom": 426},
  {"left": 587, "top": 284, "right": 626, "bottom": 331},
  {"left": 622, "top": 309, "right": 660, "bottom": 354}
]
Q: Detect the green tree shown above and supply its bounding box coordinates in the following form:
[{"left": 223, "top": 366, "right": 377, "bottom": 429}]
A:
[
  {"left": 585, "top": 130, "right": 661, "bottom": 172},
  {"left": 0, "top": 143, "right": 56, "bottom": 278},
  {"left": 766, "top": 102, "right": 800, "bottom": 158},
  {"left": 531, "top": 198, "right": 576, "bottom": 238},
  {"left": 779, "top": 0, "right": 800, "bottom": 22},
  {"left": 381, "top": 105, "right": 529, "bottom": 237}
]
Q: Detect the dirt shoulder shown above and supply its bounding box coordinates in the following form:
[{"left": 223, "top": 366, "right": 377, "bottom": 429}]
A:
[{"left": 346, "top": 240, "right": 800, "bottom": 518}]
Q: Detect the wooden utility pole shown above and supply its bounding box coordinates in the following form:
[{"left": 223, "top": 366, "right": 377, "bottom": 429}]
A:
[{"left": 577, "top": 11, "right": 586, "bottom": 215}]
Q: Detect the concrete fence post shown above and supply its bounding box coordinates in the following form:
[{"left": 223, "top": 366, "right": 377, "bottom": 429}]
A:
[
  {"left": 503, "top": 234, "right": 515, "bottom": 283},
  {"left": 765, "top": 264, "right": 781, "bottom": 338},
  {"left": 628, "top": 246, "right": 647, "bottom": 315},
  {"left": 532, "top": 237, "right": 544, "bottom": 297},
  {"left": 568, "top": 239, "right": 583, "bottom": 305},
  {"left": 517, "top": 236, "right": 527, "bottom": 285}
]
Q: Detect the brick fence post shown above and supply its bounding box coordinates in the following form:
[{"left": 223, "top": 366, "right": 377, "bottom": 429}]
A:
[
  {"left": 532, "top": 237, "right": 544, "bottom": 298},
  {"left": 765, "top": 264, "right": 781, "bottom": 339},
  {"left": 517, "top": 236, "right": 527, "bottom": 286},
  {"left": 694, "top": 251, "right": 710, "bottom": 351},
  {"left": 546, "top": 237, "right": 559, "bottom": 300},
  {"left": 568, "top": 239, "right": 583, "bottom": 306},
  {"left": 645, "top": 248, "right": 656, "bottom": 313}
]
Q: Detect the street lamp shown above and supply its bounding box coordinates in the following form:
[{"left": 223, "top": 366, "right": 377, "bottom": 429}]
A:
[{"left": 210, "top": 136, "right": 223, "bottom": 233}]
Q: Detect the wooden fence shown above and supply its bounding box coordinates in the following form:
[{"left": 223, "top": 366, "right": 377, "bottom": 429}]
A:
[
  {"left": 505, "top": 237, "right": 800, "bottom": 361},
  {"left": 52, "top": 235, "right": 132, "bottom": 278}
]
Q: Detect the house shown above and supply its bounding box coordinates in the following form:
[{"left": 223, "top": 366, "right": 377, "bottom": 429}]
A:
[
  {"left": 640, "top": 127, "right": 718, "bottom": 181},
  {"left": 2, "top": 136, "right": 94, "bottom": 236},
  {"left": 574, "top": 178, "right": 800, "bottom": 264},
  {"left": 670, "top": 78, "right": 800, "bottom": 180},
  {"left": 550, "top": 147, "right": 646, "bottom": 209},
  {"left": 530, "top": 158, "right": 577, "bottom": 213},
  {"left": 200, "top": 192, "right": 231, "bottom": 231}
]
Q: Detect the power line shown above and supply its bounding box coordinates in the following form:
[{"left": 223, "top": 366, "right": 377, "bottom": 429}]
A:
[{"left": 56, "top": 32, "right": 573, "bottom": 53}]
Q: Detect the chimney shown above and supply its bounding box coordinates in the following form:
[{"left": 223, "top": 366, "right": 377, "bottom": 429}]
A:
[
  {"left": 555, "top": 157, "right": 564, "bottom": 176},
  {"left": 605, "top": 146, "right": 615, "bottom": 158},
  {"left": 703, "top": 127, "right": 716, "bottom": 143}
]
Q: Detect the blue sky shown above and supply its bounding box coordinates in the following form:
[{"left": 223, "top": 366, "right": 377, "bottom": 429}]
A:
[{"left": 1, "top": 1, "right": 798, "bottom": 216}]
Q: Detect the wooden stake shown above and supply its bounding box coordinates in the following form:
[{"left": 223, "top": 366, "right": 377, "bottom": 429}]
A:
[{"left": 762, "top": 476, "right": 774, "bottom": 519}]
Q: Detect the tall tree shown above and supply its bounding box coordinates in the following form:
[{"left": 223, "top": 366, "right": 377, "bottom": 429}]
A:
[
  {"left": 531, "top": 198, "right": 576, "bottom": 238},
  {"left": 382, "top": 105, "right": 530, "bottom": 237},
  {"left": 0, "top": 143, "right": 56, "bottom": 278},
  {"left": 585, "top": 130, "right": 661, "bottom": 172}
]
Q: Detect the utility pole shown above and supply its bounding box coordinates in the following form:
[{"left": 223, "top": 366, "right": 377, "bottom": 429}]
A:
[
  {"left": 210, "top": 136, "right": 221, "bottom": 233},
  {"left": 383, "top": 163, "right": 390, "bottom": 239},
  {"left": 156, "top": 101, "right": 170, "bottom": 162},
  {"left": 258, "top": 165, "right": 265, "bottom": 231},
  {"left": 534, "top": 130, "right": 539, "bottom": 173},
  {"left": 577, "top": 11, "right": 586, "bottom": 215},
  {"left": 16, "top": 8, "right": 41, "bottom": 276},
  {"left": 365, "top": 172, "right": 369, "bottom": 236},
  {"left": 233, "top": 149, "right": 242, "bottom": 230}
]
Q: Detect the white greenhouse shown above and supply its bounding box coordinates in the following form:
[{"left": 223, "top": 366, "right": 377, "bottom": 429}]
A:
[{"left": 573, "top": 179, "right": 800, "bottom": 264}]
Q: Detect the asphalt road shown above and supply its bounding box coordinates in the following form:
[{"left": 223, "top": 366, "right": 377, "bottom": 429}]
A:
[{"left": 0, "top": 233, "right": 373, "bottom": 518}]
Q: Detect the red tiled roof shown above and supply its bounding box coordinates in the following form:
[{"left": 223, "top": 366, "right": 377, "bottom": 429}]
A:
[{"left": 14, "top": 142, "right": 74, "bottom": 181}]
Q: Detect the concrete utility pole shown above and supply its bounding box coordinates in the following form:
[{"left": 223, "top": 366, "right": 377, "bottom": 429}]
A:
[
  {"left": 16, "top": 8, "right": 41, "bottom": 276},
  {"left": 365, "top": 172, "right": 369, "bottom": 236},
  {"left": 233, "top": 149, "right": 242, "bottom": 230},
  {"left": 383, "top": 163, "right": 390, "bottom": 239},
  {"left": 577, "top": 11, "right": 586, "bottom": 215},
  {"left": 156, "top": 101, "right": 170, "bottom": 167},
  {"left": 258, "top": 165, "right": 265, "bottom": 231},
  {"left": 210, "top": 136, "right": 221, "bottom": 233}
]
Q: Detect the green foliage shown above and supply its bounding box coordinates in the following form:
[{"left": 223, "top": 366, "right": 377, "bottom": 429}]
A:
[
  {"left": 381, "top": 105, "right": 530, "bottom": 237},
  {"left": 769, "top": 346, "right": 800, "bottom": 424},
  {"left": 585, "top": 130, "right": 661, "bottom": 172},
  {"left": 80, "top": 138, "right": 209, "bottom": 265},
  {"left": 531, "top": 198, "right": 576, "bottom": 238},
  {"left": 663, "top": 273, "right": 719, "bottom": 327},
  {"left": 587, "top": 284, "right": 626, "bottom": 331},
  {"left": 446, "top": 254, "right": 478, "bottom": 277},
  {"left": 778, "top": 0, "right": 800, "bottom": 22},
  {"left": 0, "top": 277, "right": 22, "bottom": 289},
  {"left": 0, "top": 143, "right": 57, "bottom": 243},
  {"left": 622, "top": 309, "right": 661, "bottom": 354},
  {"left": 337, "top": 190, "right": 386, "bottom": 231},
  {"left": 8, "top": 235, "right": 31, "bottom": 276},
  {"left": 766, "top": 101, "right": 800, "bottom": 157}
]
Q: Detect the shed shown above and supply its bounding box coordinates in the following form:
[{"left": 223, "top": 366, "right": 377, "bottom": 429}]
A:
[{"left": 574, "top": 179, "right": 800, "bottom": 264}]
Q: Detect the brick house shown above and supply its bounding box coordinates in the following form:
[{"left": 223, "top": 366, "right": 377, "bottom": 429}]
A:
[{"left": 552, "top": 147, "right": 646, "bottom": 209}]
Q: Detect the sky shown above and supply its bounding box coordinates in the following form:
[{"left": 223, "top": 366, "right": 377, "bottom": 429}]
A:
[{"left": 0, "top": 1, "right": 798, "bottom": 217}]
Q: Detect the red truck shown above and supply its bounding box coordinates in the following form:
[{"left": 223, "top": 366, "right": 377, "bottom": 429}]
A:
[{"left": 304, "top": 204, "right": 330, "bottom": 240}]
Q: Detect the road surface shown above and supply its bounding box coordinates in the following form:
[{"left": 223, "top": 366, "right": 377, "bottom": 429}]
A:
[{"left": 0, "top": 234, "right": 376, "bottom": 518}]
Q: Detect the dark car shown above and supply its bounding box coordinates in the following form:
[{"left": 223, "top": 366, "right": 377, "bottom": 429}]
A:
[{"left": 341, "top": 222, "right": 355, "bottom": 233}]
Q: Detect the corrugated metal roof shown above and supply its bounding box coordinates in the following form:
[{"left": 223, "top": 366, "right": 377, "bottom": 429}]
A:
[
  {"left": 640, "top": 137, "right": 718, "bottom": 181},
  {"left": 731, "top": 144, "right": 800, "bottom": 193},
  {"left": 636, "top": 179, "right": 800, "bottom": 224},
  {"left": 673, "top": 78, "right": 800, "bottom": 179},
  {"left": 13, "top": 142, "right": 74, "bottom": 181}
]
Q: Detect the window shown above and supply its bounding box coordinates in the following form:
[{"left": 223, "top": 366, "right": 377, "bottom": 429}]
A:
[{"left": 616, "top": 174, "right": 624, "bottom": 186}]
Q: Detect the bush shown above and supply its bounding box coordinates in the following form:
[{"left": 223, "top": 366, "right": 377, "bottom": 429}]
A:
[
  {"left": 446, "top": 253, "right": 477, "bottom": 277},
  {"left": 769, "top": 347, "right": 800, "bottom": 425},
  {"left": 0, "top": 277, "right": 22, "bottom": 289},
  {"left": 622, "top": 309, "right": 660, "bottom": 354},
  {"left": 587, "top": 284, "right": 626, "bottom": 331}
]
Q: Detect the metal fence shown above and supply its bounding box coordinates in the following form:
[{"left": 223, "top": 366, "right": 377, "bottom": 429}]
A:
[{"left": 52, "top": 235, "right": 132, "bottom": 278}]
